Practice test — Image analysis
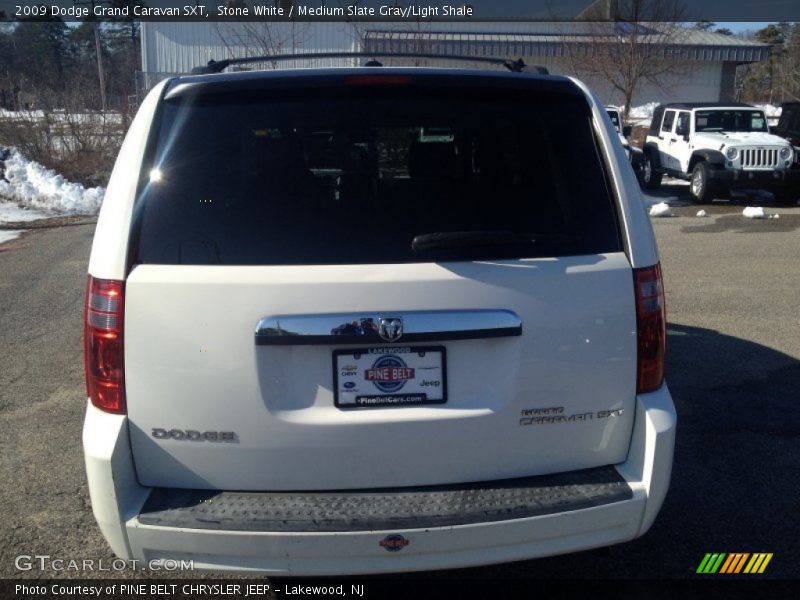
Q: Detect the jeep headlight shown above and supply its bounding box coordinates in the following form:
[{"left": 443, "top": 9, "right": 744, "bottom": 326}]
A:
[
  {"left": 725, "top": 147, "right": 739, "bottom": 160},
  {"left": 779, "top": 146, "right": 792, "bottom": 160}
]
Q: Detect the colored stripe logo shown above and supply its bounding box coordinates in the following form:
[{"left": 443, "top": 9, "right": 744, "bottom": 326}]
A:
[{"left": 696, "top": 553, "right": 773, "bottom": 574}]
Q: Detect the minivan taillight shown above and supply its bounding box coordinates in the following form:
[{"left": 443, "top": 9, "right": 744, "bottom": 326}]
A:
[
  {"left": 84, "top": 276, "right": 126, "bottom": 413},
  {"left": 634, "top": 263, "right": 666, "bottom": 394}
]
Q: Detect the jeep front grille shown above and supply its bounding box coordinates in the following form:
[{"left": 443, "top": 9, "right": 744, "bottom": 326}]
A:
[{"left": 740, "top": 148, "right": 780, "bottom": 169}]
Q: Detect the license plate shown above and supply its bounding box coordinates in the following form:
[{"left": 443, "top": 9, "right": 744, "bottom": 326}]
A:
[{"left": 333, "top": 346, "right": 447, "bottom": 408}]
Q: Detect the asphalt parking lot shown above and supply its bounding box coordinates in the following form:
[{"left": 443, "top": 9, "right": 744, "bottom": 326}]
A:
[{"left": 0, "top": 185, "right": 798, "bottom": 581}]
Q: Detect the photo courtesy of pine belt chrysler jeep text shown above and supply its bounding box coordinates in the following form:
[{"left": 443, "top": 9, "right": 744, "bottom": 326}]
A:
[{"left": 82, "top": 56, "right": 676, "bottom": 575}]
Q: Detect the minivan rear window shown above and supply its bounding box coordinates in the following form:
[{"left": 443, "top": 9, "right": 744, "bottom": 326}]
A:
[{"left": 130, "top": 84, "right": 621, "bottom": 265}]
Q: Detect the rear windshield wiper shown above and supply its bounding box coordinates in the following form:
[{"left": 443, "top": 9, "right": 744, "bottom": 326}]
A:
[{"left": 411, "top": 231, "right": 579, "bottom": 252}]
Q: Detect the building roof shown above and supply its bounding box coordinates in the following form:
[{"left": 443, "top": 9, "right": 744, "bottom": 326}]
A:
[
  {"left": 678, "top": 29, "right": 769, "bottom": 47},
  {"left": 363, "top": 25, "right": 770, "bottom": 63}
]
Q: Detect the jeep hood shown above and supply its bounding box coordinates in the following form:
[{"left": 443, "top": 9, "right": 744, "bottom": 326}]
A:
[{"left": 694, "top": 131, "right": 790, "bottom": 148}]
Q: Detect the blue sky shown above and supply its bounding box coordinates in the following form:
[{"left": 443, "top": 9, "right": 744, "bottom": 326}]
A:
[{"left": 716, "top": 22, "right": 773, "bottom": 33}]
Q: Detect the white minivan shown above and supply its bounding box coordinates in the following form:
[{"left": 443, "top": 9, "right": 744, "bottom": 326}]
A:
[{"left": 83, "top": 59, "right": 675, "bottom": 575}]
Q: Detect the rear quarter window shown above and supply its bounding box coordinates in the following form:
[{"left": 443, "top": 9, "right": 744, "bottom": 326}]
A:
[{"left": 129, "top": 82, "right": 622, "bottom": 266}]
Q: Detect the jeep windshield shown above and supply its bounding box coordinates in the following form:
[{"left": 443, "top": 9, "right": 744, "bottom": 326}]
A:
[
  {"left": 694, "top": 110, "right": 768, "bottom": 133},
  {"left": 131, "top": 81, "right": 620, "bottom": 265}
]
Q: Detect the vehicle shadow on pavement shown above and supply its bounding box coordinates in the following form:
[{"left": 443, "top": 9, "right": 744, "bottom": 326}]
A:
[
  {"left": 640, "top": 323, "right": 799, "bottom": 576},
  {"left": 644, "top": 182, "right": 800, "bottom": 209},
  {"left": 386, "top": 323, "right": 800, "bottom": 580},
  {"left": 679, "top": 213, "right": 800, "bottom": 233}
]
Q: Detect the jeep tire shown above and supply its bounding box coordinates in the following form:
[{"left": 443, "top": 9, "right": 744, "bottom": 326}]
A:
[
  {"left": 689, "top": 161, "right": 717, "bottom": 204},
  {"left": 642, "top": 151, "right": 663, "bottom": 190}
]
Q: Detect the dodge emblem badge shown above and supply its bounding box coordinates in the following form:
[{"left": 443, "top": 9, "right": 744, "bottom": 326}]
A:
[{"left": 378, "top": 317, "right": 403, "bottom": 342}]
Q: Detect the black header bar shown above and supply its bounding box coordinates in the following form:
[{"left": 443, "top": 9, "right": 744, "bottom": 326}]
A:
[{"left": 2, "top": 0, "right": 800, "bottom": 23}]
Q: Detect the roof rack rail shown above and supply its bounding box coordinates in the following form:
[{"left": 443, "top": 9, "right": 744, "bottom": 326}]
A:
[{"left": 189, "top": 52, "right": 547, "bottom": 75}]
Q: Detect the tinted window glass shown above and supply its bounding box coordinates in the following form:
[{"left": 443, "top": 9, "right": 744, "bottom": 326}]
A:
[
  {"left": 661, "top": 110, "right": 676, "bottom": 133},
  {"left": 606, "top": 110, "right": 621, "bottom": 131},
  {"left": 675, "top": 112, "right": 690, "bottom": 136},
  {"left": 695, "top": 110, "right": 768, "bottom": 133},
  {"left": 131, "top": 85, "right": 620, "bottom": 265}
]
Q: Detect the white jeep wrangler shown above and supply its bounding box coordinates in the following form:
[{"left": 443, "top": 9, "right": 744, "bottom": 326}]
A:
[{"left": 642, "top": 102, "right": 799, "bottom": 203}]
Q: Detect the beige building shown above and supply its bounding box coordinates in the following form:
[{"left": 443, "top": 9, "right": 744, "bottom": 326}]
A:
[{"left": 139, "top": 18, "right": 769, "bottom": 107}]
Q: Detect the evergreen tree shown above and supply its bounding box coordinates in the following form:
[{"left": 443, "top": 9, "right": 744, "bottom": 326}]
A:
[{"left": 12, "top": 18, "right": 71, "bottom": 96}]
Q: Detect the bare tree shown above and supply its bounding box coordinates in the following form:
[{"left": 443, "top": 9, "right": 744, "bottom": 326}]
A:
[
  {"left": 342, "top": 1, "right": 437, "bottom": 66},
  {"left": 215, "top": 19, "right": 310, "bottom": 70},
  {"left": 565, "top": 0, "right": 688, "bottom": 118},
  {"left": 341, "top": 1, "right": 484, "bottom": 69},
  {"left": 787, "top": 24, "right": 800, "bottom": 101},
  {"left": 0, "top": 79, "right": 125, "bottom": 186}
]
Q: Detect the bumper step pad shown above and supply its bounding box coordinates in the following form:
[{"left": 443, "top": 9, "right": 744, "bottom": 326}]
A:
[{"left": 138, "top": 466, "right": 632, "bottom": 532}]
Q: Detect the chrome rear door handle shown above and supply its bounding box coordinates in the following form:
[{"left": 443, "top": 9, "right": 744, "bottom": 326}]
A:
[{"left": 255, "top": 309, "right": 522, "bottom": 346}]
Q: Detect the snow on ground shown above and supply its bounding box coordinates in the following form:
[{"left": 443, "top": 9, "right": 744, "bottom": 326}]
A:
[
  {"left": 753, "top": 104, "right": 782, "bottom": 118},
  {"left": 742, "top": 206, "right": 780, "bottom": 219},
  {"left": 649, "top": 202, "right": 673, "bottom": 217},
  {"left": 661, "top": 176, "right": 690, "bottom": 186},
  {"left": 0, "top": 109, "right": 45, "bottom": 119},
  {"left": 627, "top": 102, "right": 659, "bottom": 127},
  {"left": 0, "top": 201, "right": 51, "bottom": 222},
  {"left": 628, "top": 102, "right": 658, "bottom": 119},
  {"left": 0, "top": 230, "right": 23, "bottom": 244},
  {"left": 0, "top": 148, "right": 104, "bottom": 244},
  {"left": 753, "top": 104, "right": 782, "bottom": 127},
  {"left": 0, "top": 148, "right": 103, "bottom": 216},
  {"left": 0, "top": 109, "right": 123, "bottom": 124}
]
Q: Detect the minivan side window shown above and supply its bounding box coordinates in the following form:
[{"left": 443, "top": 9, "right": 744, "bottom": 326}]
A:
[{"left": 661, "top": 110, "right": 676, "bottom": 133}]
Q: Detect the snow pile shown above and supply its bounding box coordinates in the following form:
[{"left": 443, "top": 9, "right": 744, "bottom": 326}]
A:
[
  {"left": 696, "top": 210, "right": 707, "bottom": 217},
  {"left": 742, "top": 206, "right": 765, "bottom": 219},
  {"left": 0, "top": 230, "right": 23, "bottom": 244},
  {"left": 0, "top": 148, "right": 103, "bottom": 215},
  {"left": 628, "top": 102, "right": 659, "bottom": 120},
  {"left": 742, "top": 206, "right": 780, "bottom": 219},
  {"left": 626, "top": 102, "right": 660, "bottom": 126},
  {"left": 753, "top": 104, "right": 782, "bottom": 118},
  {"left": 649, "top": 202, "right": 673, "bottom": 217}
]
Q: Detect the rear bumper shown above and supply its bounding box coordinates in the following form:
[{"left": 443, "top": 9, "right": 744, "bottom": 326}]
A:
[
  {"left": 708, "top": 167, "right": 800, "bottom": 189},
  {"left": 82, "top": 385, "right": 676, "bottom": 575}
]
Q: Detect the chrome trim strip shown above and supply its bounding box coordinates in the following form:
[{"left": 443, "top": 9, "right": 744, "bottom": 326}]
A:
[{"left": 255, "top": 310, "right": 522, "bottom": 346}]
